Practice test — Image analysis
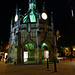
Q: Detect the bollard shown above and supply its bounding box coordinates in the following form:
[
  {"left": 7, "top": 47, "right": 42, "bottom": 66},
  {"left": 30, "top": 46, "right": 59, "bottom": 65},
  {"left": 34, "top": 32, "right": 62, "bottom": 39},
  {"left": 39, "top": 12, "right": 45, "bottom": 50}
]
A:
[
  {"left": 54, "top": 60, "right": 57, "bottom": 72},
  {"left": 47, "top": 58, "right": 49, "bottom": 71}
]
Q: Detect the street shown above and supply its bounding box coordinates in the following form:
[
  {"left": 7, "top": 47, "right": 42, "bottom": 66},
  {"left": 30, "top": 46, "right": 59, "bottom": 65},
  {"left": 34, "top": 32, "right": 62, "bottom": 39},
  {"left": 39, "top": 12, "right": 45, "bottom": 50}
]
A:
[{"left": 0, "top": 61, "right": 75, "bottom": 75}]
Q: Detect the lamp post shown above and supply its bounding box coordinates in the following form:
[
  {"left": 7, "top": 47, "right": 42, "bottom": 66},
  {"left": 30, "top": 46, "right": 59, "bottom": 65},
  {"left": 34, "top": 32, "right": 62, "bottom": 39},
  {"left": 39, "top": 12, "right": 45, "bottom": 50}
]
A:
[
  {"left": 44, "top": 50, "right": 49, "bottom": 71},
  {"left": 53, "top": 34, "right": 57, "bottom": 72},
  {"left": 51, "top": 12, "right": 57, "bottom": 72},
  {"left": 46, "top": 53, "right": 49, "bottom": 71}
]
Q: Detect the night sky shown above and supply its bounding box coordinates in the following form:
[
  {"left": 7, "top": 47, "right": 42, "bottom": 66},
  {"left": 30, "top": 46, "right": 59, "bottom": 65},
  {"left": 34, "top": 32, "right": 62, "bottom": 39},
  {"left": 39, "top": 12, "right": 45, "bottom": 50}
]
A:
[{"left": 0, "top": 0, "right": 75, "bottom": 46}]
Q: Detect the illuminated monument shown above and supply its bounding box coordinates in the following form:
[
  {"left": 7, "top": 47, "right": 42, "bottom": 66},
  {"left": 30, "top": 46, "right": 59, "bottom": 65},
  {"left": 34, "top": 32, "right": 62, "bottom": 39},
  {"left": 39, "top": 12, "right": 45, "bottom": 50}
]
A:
[{"left": 8, "top": 0, "right": 55, "bottom": 64}]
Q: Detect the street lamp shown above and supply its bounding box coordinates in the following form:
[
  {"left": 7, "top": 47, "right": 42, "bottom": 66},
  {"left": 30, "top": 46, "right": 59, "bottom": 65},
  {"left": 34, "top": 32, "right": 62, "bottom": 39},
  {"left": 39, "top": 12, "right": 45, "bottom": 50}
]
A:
[{"left": 45, "top": 51, "right": 49, "bottom": 71}]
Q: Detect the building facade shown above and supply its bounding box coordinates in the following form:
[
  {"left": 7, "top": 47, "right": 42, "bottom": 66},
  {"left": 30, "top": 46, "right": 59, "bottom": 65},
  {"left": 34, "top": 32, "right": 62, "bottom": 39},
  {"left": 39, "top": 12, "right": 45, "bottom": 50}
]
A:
[{"left": 8, "top": 0, "right": 55, "bottom": 64}]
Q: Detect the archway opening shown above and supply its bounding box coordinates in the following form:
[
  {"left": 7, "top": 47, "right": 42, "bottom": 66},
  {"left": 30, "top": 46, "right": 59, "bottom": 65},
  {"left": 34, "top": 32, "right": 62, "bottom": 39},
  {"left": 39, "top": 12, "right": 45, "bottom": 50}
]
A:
[
  {"left": 24, "top": 43, "right": 35, "bottom": 62},
  {"left": 24, "top": 45, "right": 28, "bottom": 62},
  {"left": 41, "top": 43, "right": 49, "bottom": 61}
]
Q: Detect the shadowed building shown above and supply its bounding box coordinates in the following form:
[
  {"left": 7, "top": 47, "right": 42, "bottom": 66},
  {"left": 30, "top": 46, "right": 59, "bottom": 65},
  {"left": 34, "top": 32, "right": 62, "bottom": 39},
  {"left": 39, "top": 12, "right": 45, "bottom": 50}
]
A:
[{"left": 8, "top": 0, "right": 55, "bottom": 64}]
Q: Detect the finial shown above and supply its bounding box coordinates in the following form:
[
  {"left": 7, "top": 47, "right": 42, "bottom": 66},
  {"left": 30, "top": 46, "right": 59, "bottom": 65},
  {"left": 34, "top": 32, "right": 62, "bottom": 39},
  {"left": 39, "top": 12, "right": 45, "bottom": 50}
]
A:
[
  {"left": 29, "top": 0, "right": 31, "bottom": 2},
  {"left": 51, "top": 12, "right": 53, "bottom": 14},
  {"left": 51, "top": 12, "right": 53, "bottom": 21},
  {"left": 29, "top": 0, "right": 36, "bottom": 2},
  {"left": 71, "top": 9, "right": 74, "bottom": 17}
]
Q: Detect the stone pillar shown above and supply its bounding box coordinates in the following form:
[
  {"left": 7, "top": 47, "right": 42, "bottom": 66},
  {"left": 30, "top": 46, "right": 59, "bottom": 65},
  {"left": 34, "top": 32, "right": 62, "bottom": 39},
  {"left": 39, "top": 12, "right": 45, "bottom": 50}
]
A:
[
  {"left": 17, "top": 32, "right": 22, "bottom": 64},
  {"left": 39, "top": 47, "right": 42, "bottom": 64},
  {"left": 21, "top": 47, "right": 24, "bottom": 63}
]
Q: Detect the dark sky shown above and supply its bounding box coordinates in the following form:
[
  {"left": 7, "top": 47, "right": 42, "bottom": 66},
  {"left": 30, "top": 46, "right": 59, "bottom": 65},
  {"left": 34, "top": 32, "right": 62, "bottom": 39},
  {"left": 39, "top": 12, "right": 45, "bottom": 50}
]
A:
[{"left": 0, "top": 0, "right": 75, "bottom": 44}]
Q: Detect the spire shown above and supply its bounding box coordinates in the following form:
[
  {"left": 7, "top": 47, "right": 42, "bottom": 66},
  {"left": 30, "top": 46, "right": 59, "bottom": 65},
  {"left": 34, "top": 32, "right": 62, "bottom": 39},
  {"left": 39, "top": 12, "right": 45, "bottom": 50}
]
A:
[
  {"left": 43, "top": 2, "right": 45, "bottom": 12},
  {"left": 68, "top": 0, "right": 74, "bottom": 19},
  {"left": 71, "top": 9, "right": 74, "bottom": 17},
  {"left": 11, "top": 18, "right": 13, "bottom": 32},
  {"left": 16, "top": 4, "right": 18, "bottom": 15},
  {"left": 29, "top": 0, "right": 36, "bottom": 10},
  {"left": 51, "top": 12, "right": 53, "bottom": 25},
  {"left": 15, "top": 4, "right": 18, "bottom": 22},
  {"left": 51, "top": 12, "right": 54, "bottom": 36}
]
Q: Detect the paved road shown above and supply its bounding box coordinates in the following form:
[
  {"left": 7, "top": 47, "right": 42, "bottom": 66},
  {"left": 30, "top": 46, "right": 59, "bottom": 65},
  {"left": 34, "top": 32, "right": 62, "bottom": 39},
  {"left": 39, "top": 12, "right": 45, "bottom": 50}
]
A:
[{"left": 0, "top": 61, "right": 75, "bottom": 75}]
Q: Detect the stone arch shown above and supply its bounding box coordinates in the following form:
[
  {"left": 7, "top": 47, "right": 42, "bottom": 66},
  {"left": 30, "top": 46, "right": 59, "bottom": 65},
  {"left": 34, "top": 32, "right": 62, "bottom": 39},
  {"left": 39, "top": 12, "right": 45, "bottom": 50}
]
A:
[
  {"left": 41, "top": 43, "right": 49, "bottom": 60},
  {"left": 41, "top": 40, "right": 53, "bottom": 61},
  {"left": 22, "top": 38, "right": 36, "bottom": 48},
  {"left": 21, "top": 39, "right": 36, "bottom": 62},
  {"left": 25, "top": 43, "right": 35, "bottom": 61}
]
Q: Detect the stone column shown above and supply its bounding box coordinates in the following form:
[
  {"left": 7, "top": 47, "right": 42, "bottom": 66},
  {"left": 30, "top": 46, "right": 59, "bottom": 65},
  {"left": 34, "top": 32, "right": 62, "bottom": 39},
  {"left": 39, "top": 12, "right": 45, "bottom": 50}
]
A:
[
  {"left": 17, "top": 32, "right": 22, "bottom": 64},
  {"left": 21, "top": 47, "right": 24, "bottom": 64}
]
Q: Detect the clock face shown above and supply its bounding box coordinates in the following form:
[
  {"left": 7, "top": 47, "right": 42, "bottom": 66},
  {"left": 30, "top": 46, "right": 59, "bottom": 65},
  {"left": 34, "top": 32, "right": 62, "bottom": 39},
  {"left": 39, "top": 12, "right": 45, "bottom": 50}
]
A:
[{"left": 42, "top": 12, "right": 48, "bottom": 20}]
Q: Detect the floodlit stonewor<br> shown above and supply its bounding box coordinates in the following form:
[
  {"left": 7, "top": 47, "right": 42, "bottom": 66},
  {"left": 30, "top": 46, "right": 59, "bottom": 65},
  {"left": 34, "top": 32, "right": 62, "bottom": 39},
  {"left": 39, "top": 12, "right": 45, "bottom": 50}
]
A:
[{"left": 8, "top": 0, "right": 56, "bottom": 64}]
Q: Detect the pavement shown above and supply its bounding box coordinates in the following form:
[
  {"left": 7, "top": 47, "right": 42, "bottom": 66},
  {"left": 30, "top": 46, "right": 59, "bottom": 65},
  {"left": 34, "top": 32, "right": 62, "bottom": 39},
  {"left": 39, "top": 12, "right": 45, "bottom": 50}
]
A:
[{"left": 0, "top": 61, "right": 75, "bottom": 75}]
